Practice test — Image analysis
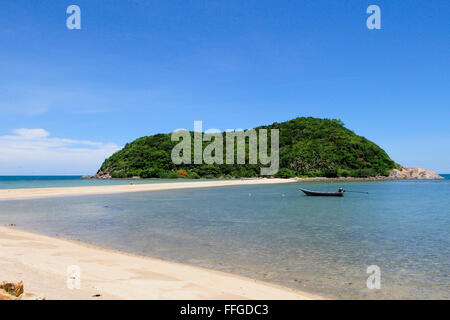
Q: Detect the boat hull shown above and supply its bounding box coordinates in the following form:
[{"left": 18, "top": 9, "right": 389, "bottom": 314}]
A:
[{"left": 299, "top": 188, "right": 344, "bottom": 197}]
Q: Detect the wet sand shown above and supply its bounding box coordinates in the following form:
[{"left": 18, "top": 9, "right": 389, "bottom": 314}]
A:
[{"left": 0, "top": 226, "right": 322, "bottom": 300}]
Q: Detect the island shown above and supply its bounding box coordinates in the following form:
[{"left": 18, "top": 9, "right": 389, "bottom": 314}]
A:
[{"left": 92, "top": 117, "right": 441, "bottom": 180}]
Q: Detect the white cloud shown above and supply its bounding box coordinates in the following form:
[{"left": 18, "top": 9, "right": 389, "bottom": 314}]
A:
[
  {"left": 12, "top": 128, "right": 50, "bottom": 139},
  {"left": 0, "top": 129, "right": 121, "bottom": 175}
]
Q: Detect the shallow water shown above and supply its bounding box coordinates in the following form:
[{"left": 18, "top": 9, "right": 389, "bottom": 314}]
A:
[
  {"left": 0, "top": 176, "right": 206, "bottom": 189},
  {"left": 0, "top": 179, "right": 449, "bottom": 299}
]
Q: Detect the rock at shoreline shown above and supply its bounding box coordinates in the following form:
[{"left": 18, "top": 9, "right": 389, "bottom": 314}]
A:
[
  {"left": 91, "top": 170, "right": 111, "bottom": 179},
  {"left": 389, "top": 167, "right": 443, "bottom": 180}
]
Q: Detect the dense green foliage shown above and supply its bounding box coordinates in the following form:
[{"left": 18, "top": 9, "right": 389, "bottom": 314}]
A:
[{"left": 96, "top": 117, "right": 397, "bottom": 179}]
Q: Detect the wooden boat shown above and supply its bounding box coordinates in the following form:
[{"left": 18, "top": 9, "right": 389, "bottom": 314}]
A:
[{"left": 299, "top": 188, "right": 344, "bottom": 197}]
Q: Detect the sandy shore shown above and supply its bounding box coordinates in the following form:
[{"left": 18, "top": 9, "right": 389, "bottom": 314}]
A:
[
  {"left": 0, "top": 178, "right": 297, "bottom": 201},
  {"left": 0, "top": 226, "right": 322, "bottom": 300},
  {"left": 0, "top": 178, "right": 322, "bottom": 299}
]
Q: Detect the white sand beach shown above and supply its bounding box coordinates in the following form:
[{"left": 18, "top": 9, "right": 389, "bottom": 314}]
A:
[
  {"left": 0, "top": 178, "right": 325, "bottom": 300},
  {"left": 0, "top": 226, "right": 322, "bottom": 300},
  {"left": 0, "top": 178, "right": 296, "bottom": 201}
]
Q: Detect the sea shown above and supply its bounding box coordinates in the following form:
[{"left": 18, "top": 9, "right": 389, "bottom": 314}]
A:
[
  {"left": 0, "top": 175, "right": 449, "bottom": 299},
  {"left": 0, "top": 176, "right": 189, "bottom": 189}
]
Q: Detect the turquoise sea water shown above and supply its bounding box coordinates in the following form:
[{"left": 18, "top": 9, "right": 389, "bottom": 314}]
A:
[
  {"left": 1, "top": 175, "right": 448, "bottom": 189},
  {"left": 0, "top": 176, "right": 201, "bottom": 189},
  {"left": 0, "top": 177, "right": 449, "bottom": 299}
]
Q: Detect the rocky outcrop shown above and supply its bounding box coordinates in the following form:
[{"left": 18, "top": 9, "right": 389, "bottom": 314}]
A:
[
  {"left": 389, "top": 167, "right": 443, "bottom": 180},
  {"left": 91, "top": 170, "right": 112, "bottom": 179}
]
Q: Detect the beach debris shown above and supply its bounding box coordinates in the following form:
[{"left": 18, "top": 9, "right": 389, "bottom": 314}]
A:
[
  {"left": 0, "top": 289, "right": 16, "bottom": 300},
  {"left": 0, "top": 281, "right": 45, "bottom": 300},
  {"left": 0, "top": 281, "right": 24, "bottom": 297},
  {"left": 92, "top": 293, "right": 102, "bottom": 297}
]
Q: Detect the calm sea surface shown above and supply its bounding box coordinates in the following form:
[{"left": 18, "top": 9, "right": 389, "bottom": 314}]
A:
[
  {"left": 0, "top": 176, "right": 449, "bottom": 299},
  {"left": 0, "top": 176, "right": 202, "bottom": 189}
]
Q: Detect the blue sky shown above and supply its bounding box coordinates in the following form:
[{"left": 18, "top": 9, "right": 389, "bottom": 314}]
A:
[{"left": 0, "top": 0, "right": 449, "bottom": 174}]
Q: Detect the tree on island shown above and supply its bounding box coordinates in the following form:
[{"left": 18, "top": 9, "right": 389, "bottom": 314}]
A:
[{"left": 94, "top": 117, "right": 398, "bottom": 179}]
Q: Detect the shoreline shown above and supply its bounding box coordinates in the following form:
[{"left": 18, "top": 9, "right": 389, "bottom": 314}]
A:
[
  {"left": 0, "top": 176, "right": 425, "bottom": 201},
  {"left": 0, "top": 226, "right": 323, "bottom": 300},
  {"left": 0, "top": 178, "right": 297, "bottom": 200}
]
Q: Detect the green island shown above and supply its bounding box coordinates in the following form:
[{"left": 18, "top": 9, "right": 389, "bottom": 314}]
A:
[{"left": 95, "top": 117, "right": 398, "bottom": 179}]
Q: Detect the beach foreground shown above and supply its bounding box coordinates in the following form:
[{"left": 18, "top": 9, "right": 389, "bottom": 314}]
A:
[{"left": 0, "top": 226, "right": 321, "bottom": 300}]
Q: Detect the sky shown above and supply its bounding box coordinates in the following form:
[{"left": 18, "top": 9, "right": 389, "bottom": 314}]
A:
[{"left": 0, "top": 0, "right": 448, "bottom": 174}]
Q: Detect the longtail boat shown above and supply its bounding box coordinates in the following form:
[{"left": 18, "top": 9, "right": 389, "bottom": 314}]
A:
[{"left": 299, "top": 188, "right": 345, "bottom": 197}]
